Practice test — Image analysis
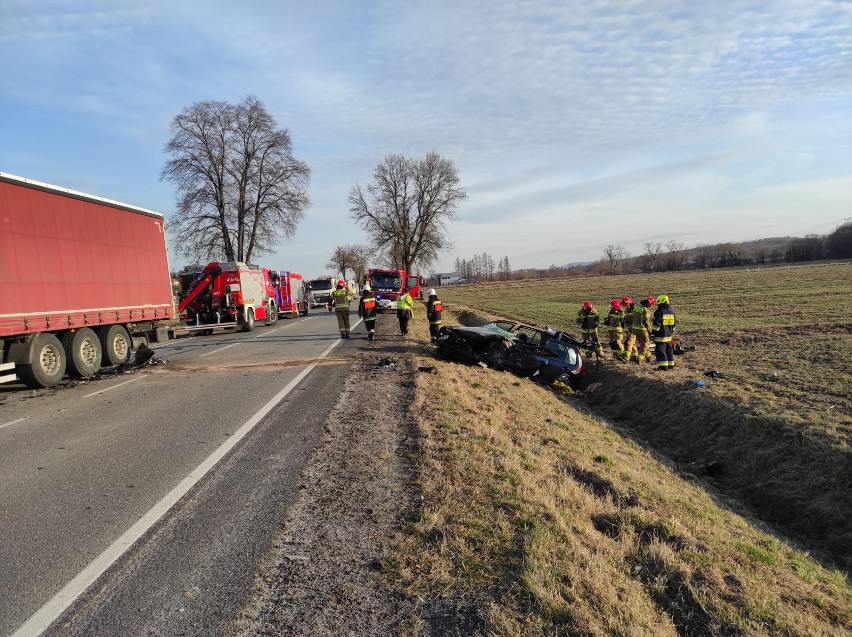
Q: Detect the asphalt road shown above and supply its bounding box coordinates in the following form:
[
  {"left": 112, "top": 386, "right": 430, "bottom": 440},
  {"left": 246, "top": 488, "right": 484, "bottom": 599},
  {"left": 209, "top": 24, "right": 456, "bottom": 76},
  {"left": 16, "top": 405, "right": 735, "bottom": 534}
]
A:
[{"left": 0, "top": 309, "right": 369, "bottom": 637}]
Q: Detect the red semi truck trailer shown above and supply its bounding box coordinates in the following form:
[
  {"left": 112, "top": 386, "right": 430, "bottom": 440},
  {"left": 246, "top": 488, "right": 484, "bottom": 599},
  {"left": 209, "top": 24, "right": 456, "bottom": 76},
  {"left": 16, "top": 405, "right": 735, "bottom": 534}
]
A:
[{"left": 0, "top": 172, "right": 176, "bottom": 388}]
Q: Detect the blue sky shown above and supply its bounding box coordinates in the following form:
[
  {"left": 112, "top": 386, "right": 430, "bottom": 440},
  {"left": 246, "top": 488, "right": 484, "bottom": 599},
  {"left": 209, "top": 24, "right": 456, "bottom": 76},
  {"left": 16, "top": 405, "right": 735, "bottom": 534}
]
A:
[{"left": 2, "top": 0, "right": 851, "bottom": 277}]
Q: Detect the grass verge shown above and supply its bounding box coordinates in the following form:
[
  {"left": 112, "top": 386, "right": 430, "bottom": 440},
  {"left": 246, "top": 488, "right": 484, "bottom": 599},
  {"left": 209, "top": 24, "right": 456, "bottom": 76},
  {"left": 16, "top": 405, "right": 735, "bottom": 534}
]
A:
[
  {"left": 387, "top": 305, "right": 851, "bottom": 636},
  {"left": 437, "top": 263, "right": 852, "bottom": 569}
]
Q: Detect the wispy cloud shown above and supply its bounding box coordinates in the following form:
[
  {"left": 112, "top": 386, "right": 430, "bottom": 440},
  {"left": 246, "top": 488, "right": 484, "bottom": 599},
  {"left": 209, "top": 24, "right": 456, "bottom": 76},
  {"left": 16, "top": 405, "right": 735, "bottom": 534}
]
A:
[{"left": 1, "top": 0, "right": 851, "bottom": 274}]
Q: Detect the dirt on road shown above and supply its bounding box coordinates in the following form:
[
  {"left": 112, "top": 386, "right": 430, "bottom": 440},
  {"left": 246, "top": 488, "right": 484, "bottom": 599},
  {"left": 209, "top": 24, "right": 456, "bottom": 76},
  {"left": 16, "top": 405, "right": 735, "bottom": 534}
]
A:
[{"left": 227, "top": 340, "right": 422, "bottom": 636}]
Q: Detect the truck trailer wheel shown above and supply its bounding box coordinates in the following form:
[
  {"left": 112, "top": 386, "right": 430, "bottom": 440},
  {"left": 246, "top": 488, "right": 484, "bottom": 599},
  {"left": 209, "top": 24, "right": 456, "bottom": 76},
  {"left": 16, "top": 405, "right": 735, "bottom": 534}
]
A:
[
  {"left": 18, "top": 333, "right": 67, "bottom": 388},
  {"left": 98, "top": 325, "right": 131, "bottom": 366},
  {"left": 61, "top": 328, "right": 102, "bottom": 377}
]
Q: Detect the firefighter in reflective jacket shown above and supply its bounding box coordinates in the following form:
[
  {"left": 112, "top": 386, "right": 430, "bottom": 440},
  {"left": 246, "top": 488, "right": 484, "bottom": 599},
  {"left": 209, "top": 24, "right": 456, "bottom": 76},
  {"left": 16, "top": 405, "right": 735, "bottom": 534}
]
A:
[
  {"left": 331, "top": 279, "right": 351, "bottom": 338},
  {"left": 576, "top": 301, "right": 602, "bottom": 354},
  {"left": 651, "top": 294, "right": 677, "bottom": 370},
  {"left": 358, "top": 284, "right": 378, "bottom": 340},
  {"left": 426, "top": 288, "right": 443, "bottom": 341},
  {"left": 396, "top": 289, "right": 414, "bottom": 336},
  {"left": 621, "top": 296, "right": 635, "bottom": 359},
  {"left": 628, "top": 297, "right": 654, "bottom": 362},
  {"left": 604, "top": 299, "right": 626, "bottom": 360}
]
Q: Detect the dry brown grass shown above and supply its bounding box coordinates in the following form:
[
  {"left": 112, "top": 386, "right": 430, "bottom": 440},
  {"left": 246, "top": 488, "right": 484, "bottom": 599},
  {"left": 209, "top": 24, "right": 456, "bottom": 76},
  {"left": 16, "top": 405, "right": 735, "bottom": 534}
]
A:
[
  {"left": 435, "top": 263, "right": 852, "bottom": 570},
  {"left": 386, "top": 299, "right": 851, "bottom": 636}
]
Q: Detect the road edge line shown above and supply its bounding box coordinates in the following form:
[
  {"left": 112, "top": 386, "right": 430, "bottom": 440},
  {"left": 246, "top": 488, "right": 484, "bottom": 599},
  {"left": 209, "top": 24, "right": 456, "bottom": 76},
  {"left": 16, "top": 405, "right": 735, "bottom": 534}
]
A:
[{"left": 12, "top": 335, "right": 349, "bottom": 637}]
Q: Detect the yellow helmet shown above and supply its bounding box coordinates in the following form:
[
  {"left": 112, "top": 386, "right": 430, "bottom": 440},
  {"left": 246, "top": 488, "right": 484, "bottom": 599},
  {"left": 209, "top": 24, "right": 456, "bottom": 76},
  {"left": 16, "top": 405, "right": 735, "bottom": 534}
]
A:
[{"left": 656, "top": 294, "right": 669, "bottom": 305}]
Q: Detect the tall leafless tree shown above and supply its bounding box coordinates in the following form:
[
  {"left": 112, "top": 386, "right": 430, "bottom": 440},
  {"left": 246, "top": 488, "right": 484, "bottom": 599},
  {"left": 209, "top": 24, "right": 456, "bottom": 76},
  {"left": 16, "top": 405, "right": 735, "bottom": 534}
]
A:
[
  {"left": 350, "top": 244, "right": 371, "bottom": 283},
  {"left": 162, "top": 95, "right": 310, "bottom": 264},
  {"left": 349, "top": 152, "right": 466, "bottom": 273},
  {"left": 665, "top": 240, "right": 686, "bottom": 270},
  {"left": 642, "top": 242, "right": 662, "bottom": 272},
  {"left": 326, "top": 245, "right": 355, "bottom": 280},
  {"left": 602, "top": 244, "right": 627, "bottom": 273},
  {"left": 499, "top": 255, "right": 512, "bottom": 280}
]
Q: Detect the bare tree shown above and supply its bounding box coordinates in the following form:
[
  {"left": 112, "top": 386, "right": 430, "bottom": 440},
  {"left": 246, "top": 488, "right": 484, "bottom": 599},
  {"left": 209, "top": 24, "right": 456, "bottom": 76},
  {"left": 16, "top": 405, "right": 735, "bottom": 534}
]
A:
[
  {"left": 664, "top": 240, "right": 686, "bottom": 270},
  {"left": 350, "top": 244, "right": 371, "bottom": 283},
  {"left": 498, "top": 255, "right": 512, "bottom": 280},
  {"left": 602, "top": 244, "right": 627, "bottom": 273},
  {"left": 326, "top": 245, "right": 355, "bottom": 280},
  {"left": 162, "top": 95, "right": 310, "bottom": 264},
  {"left": 482, "top": 253, "right": 495, "bottom": 281},
  {"left": 642, "top": 242, "right": 662, "bottom": 272},
  {"left": 349, "top": 152, "right": 466, "bottom": 273},
  {"left": 470, "top": 253, "right": 482, "bottom": 280}
]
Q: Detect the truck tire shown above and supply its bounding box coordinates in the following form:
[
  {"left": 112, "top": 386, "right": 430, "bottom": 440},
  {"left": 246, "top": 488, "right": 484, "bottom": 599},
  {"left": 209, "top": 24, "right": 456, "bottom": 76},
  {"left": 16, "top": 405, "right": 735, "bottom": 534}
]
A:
[
  {"left": 61, "top": 327, "right": 102, "bottom": 377},
  {"left": 98, "top": 325, "right": 131, "bottom": 366},
  {"left": 241, "top": 308, "right": 256, "bottom": 332},
  {"left": 18, "top": 333, "right": 67, "bottom": 388}
]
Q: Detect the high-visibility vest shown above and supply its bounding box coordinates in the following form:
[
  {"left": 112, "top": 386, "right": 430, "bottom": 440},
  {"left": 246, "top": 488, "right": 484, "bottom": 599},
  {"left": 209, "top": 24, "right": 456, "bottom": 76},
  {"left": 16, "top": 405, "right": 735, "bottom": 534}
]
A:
[
  {"left": 605, "top": 310, "right": 623, "bottom": 333},
  {"left": 397, "top": 293, "right": 414, "bottom": 314},
  {"left": 332, "top": 288, "right": 349, "bottom": 310},
  {"left": 652, "top": 307, "right": 676, "bottom": 342},
  {"left": 632, "top": 306, "right": 649, "bottom": 333}
]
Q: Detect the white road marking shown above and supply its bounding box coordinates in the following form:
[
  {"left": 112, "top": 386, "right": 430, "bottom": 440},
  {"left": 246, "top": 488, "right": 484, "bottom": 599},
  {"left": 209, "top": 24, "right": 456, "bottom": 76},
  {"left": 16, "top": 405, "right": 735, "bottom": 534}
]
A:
[
  {"left": 0, "top": 417, "right": 29, "bottom": 430},
  {"left": 252, "top": 325, "right": 287, "bottom": 338},
  {"left": 83, "top": 378, "right": 142, "bottom": 398},
  {"left": 12, "top": 332, "right": 352, "bottom": 637},
  {"left": 149, "top": 336, "right": 197, "bottom": 350},
  {"left": 199, "top": 343, "right": 240, "bottom": 357}
]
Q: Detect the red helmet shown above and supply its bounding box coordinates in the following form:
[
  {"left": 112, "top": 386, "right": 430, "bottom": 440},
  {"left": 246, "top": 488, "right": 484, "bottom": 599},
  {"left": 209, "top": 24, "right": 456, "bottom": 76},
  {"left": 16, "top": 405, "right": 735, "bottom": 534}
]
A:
[
  {"left": 647, "top": 296, "right": 656, "bottom": 307},
  {"left": 610, "top": 299, "right": 621, "bottom": 311},
  {"left": 622, "top": 296, "right": 633, "bottom": 306},
  {"left": 337, "top": 279, "right": 345, "bottom": 286},
  {"left": 582, "top": 301, "right": 593, "bottom": 311}
]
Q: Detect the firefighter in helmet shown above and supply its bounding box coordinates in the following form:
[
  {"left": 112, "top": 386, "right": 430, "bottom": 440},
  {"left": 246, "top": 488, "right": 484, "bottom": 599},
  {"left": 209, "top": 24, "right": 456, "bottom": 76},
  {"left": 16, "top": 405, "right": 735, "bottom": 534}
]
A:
[
  {"left": 331, "top": 279, "right": 351, "bottom": 338},
  {"left": 358, "top": 283, "right": 378, "bottom": 340},
  {"left": 629, "top": 296, "right": 654, "bottom": 363},
  {"left": 426, "top": 288, "right": 443, "bottom": 341},
  {"left": 651, "top": 294, "right": 677, "bottom": 370},
  {"left": 621, "top": 296, "right": 636, "bottom": 360},
  {"left": 604, "top": 299, "right": 626, "bottom": 360},
  {"left": 576, "top": 301, "right": 602, "bottom": 355},
  {"left": 396, "top": 287, "right": 414, "bottom": 337}
]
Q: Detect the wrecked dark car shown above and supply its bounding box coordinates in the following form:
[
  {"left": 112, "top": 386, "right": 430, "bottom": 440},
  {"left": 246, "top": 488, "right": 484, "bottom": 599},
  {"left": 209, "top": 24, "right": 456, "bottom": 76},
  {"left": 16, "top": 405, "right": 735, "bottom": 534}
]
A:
[{"left": 434, "top": 323, "right": 597, "bottom": 388}]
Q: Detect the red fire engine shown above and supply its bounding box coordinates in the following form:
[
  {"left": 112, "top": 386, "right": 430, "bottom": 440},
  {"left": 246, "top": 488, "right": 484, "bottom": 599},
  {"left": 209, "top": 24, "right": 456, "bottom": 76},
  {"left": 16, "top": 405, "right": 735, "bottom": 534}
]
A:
[
  {"left": 178, "top": 261, "right": 272, "bottom": 333},
  {"left": 264, "top": 270, "right": 309, "bottom": 319},
  {"left": 363, "top": 269, "right": 422, "bottom": 312}
]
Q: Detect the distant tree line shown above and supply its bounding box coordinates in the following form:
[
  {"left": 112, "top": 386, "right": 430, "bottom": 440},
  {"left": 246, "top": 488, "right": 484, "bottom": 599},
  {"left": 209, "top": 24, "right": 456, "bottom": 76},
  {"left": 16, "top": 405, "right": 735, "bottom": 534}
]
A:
[
  {"left": 594, "top": 222, "right": 852, "bottom": 275},
  {"left": 443, "top": 222, "right": 851, "bottom": 283},
  {"left": 448, "top": 253, "right": 512, "bottom": 282}
]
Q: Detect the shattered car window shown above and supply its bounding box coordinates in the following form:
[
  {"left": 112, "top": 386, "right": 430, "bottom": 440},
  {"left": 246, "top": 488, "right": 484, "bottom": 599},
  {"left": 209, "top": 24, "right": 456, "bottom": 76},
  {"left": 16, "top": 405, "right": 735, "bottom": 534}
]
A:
[
  {"left": 543, "top": 340, "right": 579, "bottom": 367},
  {"left": 514, "top": 327, "right": 541, "bottom": 346},
  {"left": 482, "top": 321, "right": 516, "bottom": 337}
]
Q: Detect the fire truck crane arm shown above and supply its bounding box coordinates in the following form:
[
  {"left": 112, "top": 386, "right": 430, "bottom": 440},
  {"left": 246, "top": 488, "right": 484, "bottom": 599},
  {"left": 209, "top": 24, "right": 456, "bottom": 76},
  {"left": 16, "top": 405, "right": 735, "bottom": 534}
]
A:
[{"left": 177, "top": 262, "right": 223, "bottom": 313}]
